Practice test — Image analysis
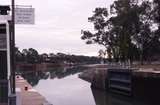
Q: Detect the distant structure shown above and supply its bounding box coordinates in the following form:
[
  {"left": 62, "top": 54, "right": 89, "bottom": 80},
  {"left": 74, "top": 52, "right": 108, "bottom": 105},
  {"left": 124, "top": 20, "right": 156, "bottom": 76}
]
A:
[{"left": 0, "top": 5, "right": 15, "bottom": 104}]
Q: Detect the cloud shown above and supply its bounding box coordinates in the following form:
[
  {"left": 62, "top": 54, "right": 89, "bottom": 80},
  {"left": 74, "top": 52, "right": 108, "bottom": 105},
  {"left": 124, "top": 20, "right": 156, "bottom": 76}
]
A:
[{"left": 1, "top": 0, "right": 114, "bottom": 56}]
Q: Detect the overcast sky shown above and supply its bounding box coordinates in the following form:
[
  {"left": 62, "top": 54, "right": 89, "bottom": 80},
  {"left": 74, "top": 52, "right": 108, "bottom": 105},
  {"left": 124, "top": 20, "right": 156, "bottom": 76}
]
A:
[{"left": 1, "top": 0, "right": 114, "bottom": 56}]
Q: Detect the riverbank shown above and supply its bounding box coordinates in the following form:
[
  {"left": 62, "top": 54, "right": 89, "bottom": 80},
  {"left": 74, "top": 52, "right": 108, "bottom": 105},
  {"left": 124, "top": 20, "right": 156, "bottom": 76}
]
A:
[
  {"left": 82, "top": 63, "right": 160, "bottom": 70},
  {"left": 16, "top": 62, "right": 77, "bottom": 71},
  {"left": 16, "top": 75, "right": 52, "bottom": 105}
]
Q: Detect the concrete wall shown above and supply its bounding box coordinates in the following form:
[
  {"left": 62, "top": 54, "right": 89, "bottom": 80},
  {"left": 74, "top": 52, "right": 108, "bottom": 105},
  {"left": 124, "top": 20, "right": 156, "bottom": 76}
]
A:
[{"left": 91, "top": 69, "right": 108, "bottom": 90}]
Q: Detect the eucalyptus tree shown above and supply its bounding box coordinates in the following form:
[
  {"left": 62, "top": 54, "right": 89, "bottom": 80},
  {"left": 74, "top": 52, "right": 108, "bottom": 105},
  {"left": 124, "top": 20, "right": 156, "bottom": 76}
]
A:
[
  {"left": 81, "top": 0, "right": 140, "bottom": 62},
  {"left": 81, "top": 8, "right": 109, "bottom": 47},
  {"left": 21, "top": 48, "right": 39, "bottom": 63},
  {"left": 109, "top": 0, "right": 140, "bottom": 62},
  {"left": 81, "top": 7, "right": 119, "bottom": 61},
  {"left": 151, "top": 0, "right": 160, "bottom": 60},
  {"left": 81, "top": 0, "right": 155, "bottom": 63}
]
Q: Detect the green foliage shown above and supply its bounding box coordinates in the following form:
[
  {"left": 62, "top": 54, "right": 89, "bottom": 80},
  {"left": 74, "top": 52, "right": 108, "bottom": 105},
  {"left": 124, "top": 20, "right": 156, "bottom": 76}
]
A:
[
  {"left": 15, "top": 47, "right": 101, "bottom": 64},
  {"left": 81, "top": 0, "right": 160, "bottom": 63},
  {"left": 21, "top": 48, "right": 39, "bottom": 63}
]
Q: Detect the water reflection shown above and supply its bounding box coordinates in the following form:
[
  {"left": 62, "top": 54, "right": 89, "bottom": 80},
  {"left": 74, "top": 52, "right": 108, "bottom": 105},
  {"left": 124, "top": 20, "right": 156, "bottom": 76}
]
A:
[
  {"left": 19, "top": 67, "right": 160, "bottom": 105},
  {"left": 92, "top": 89, "right": 136, "bottom": 105},
  {"left": 91, "top": 86, "right": 160, "bottom": 105},
  {"left": 18, "top": 66, "right": 85, "bottom": 86}
]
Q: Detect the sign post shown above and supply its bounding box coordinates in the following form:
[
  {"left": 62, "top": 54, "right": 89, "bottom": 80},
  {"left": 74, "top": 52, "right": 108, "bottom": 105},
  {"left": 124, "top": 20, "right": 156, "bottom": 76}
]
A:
[
  {"left": 11, "top": 3, "right": 35, "bottom": 93},
  {"left": 10, "top": 3, "right": 35, "bottom": 95},
  {"left": 11, "top": 0, "right": 16, "bottom": 95}
]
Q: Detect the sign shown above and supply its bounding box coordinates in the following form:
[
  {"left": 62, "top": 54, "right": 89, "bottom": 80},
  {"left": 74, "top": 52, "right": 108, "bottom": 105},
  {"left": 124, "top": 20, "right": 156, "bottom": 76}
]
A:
[{"left": 15, "top": 8, "right": 35, "bottom": 24}]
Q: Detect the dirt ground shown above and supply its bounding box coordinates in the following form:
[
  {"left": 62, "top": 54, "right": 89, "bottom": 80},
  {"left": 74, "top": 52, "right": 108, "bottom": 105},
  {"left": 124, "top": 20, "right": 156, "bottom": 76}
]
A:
[
  {"left": 84, "top": 63, "right": 160, "bottom": 71},
  {"left": 132, "top": 64, "right": 160, "bottom": 71}
]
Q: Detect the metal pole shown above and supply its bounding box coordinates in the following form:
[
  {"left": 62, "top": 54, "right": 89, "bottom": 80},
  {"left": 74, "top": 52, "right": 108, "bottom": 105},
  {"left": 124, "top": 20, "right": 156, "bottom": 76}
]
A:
[{"left": 11, "top": 0, "right": 15, "bottom": 94}]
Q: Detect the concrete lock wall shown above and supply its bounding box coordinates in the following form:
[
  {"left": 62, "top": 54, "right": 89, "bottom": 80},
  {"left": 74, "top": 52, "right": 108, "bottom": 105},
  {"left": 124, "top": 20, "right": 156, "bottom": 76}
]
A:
[
  {"left": 92, "top": 68, "right": 160, "bottom": 104},
  {"left": 91, "top": 69, "right": 108, "bottom": 90}
]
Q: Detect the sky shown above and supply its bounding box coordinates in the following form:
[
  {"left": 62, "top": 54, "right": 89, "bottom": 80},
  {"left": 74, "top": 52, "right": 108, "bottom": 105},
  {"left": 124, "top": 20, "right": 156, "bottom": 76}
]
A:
[{"left": 1, "top": 0, "right": 114, "bottom": 56}]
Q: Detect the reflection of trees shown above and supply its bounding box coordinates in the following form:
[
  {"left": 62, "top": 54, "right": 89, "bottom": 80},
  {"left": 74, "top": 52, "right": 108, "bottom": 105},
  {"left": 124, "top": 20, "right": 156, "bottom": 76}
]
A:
[
  {"left": 91, "top": 88, "right": 132, "bottom": 105},
  {"left": 20, "top": 67, "right": 85, "bottom": 86},
  {"left": 51, "top": 67, "right": 84, "bottom": 79},
  {"left": 21, "top": 71, "right": 50, "bottom": 86}
]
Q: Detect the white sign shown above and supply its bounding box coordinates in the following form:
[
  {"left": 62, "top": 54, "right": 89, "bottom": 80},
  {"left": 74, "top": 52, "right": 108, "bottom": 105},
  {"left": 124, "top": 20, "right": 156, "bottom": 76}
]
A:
[{"left": 15, "top": 8, "right": 35, "bottom": 24}]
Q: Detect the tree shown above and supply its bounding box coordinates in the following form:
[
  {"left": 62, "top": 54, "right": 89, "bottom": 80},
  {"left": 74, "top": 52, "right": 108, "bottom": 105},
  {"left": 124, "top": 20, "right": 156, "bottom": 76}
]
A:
[
  {"left": 151, "top": 0, "right": 160, "bottom": 60},
  {"left": 21, "top": 48, "right": 39, "bottom": 63},
  {"left": 21, "top": 49, "right": 28, "bottom": 62},
  {"left": 39, "top": 53, "right": 49, "bottom": 62},
  {"left": 81, "top": 7, "right": 118, "bottom": 60},
  {"left": 98, "top": 49, "right": 106, "bottom": 64},
  {"left": 81, "top": 8, "right": 109, "bottom": 46},
  {"left": 81, "top": 0, "right": 157, "bottom": 64},
  {"left": 27, "top": 48, "right": 39, "bottom": 63},
  {"left": 15, "top": 47, "right": 23, "bottom": 62},
  {"left": 109, "top": 0, "right": 139, "bottom": 62}
]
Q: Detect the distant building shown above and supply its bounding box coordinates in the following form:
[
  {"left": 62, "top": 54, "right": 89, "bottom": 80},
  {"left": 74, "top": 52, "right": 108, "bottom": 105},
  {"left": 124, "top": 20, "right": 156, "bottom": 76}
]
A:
[{"left": 0, "top": 5, "right": 12, "bottom": 104}]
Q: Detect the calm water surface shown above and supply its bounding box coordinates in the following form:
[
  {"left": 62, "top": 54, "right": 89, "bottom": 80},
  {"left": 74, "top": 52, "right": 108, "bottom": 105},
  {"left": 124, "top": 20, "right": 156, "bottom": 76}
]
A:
[{"left": 19, "top": 67, "right": 158, "bottom": 105}]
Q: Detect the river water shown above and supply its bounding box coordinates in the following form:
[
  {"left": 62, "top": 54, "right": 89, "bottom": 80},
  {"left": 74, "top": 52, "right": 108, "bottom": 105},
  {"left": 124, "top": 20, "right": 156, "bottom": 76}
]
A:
[{"left": 19, "top": 67, "right": 158, "bottom": 105}]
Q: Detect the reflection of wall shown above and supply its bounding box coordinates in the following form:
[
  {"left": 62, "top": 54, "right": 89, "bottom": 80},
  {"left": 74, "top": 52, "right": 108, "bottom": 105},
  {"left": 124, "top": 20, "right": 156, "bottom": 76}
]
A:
[
  {"left": 132, "top": 76, "right": 160, "bottom": 104},
  {"left": 91, "top": 87, "right": 154, "bottom": 105},
  {"left": 106, "top": 94, "right": 132, "bottom": 105},
  {"left": 91, "top": 88, "right": 107, "bottom": 105},
  {"left": 91, "top": 88, "right": 133, "bottom": 105}
]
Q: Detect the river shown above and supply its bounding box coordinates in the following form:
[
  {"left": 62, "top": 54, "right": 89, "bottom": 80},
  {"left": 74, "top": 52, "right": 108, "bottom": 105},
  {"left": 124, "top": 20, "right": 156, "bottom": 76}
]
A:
[{"left": 19, "top": 66, "right": 158, "bottom": 105}]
